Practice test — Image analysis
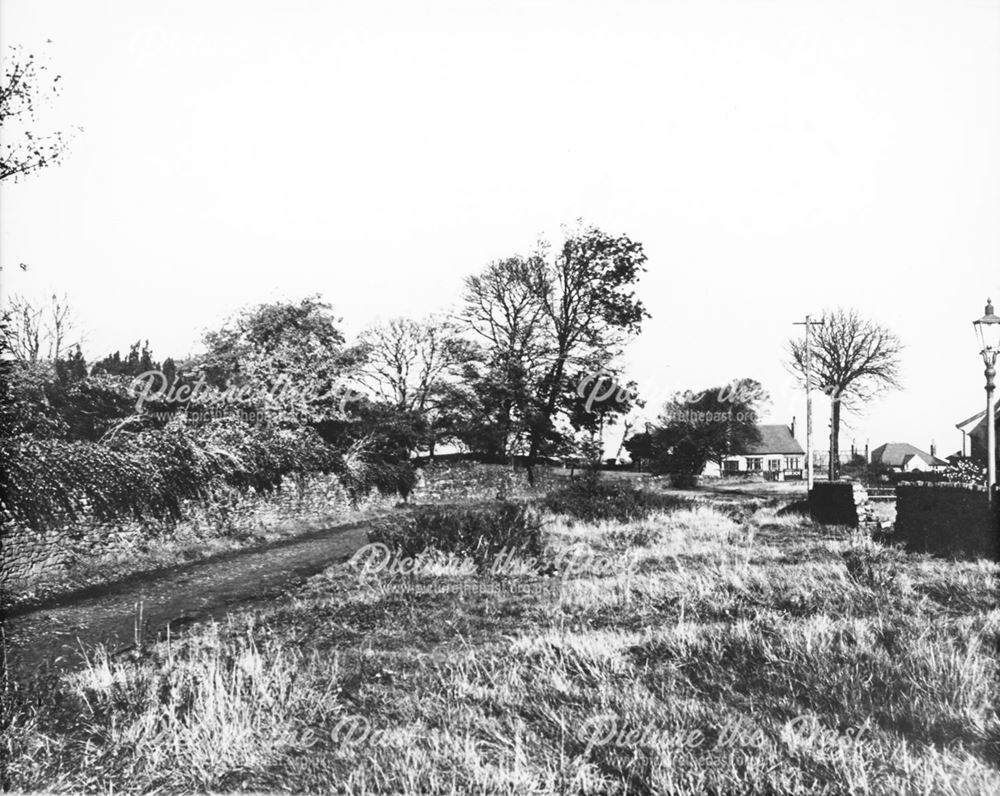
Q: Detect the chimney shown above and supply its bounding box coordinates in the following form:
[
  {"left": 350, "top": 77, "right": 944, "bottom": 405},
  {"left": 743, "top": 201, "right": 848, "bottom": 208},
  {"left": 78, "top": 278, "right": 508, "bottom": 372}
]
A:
[
  {"left": 790, "top": 416, "right": 796, "bottom": 438},
  {"left": 930, "top": 440, "right": 936, "bottom": 457}
]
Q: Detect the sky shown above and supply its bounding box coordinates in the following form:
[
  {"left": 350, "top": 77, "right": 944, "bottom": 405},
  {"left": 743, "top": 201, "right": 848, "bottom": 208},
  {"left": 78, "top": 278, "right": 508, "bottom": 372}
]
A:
[{"left": 2, "top": 0, "right": 999, "bottom": 457}]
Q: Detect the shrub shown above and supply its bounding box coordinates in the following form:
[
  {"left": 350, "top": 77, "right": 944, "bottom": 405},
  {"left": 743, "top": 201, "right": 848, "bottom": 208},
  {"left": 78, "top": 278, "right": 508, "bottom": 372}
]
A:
[
  {"left": 0, "top": 418, "right": 341, "bottom": 529},
  {"left": 542, "top": 471, "right": 690, "bottom": 523},
  {"left": 669, "top": 473, "right": 700, "bottom": 488},
  {"left": 336, "top": 436, "right": 417, "bottom": 501},
  {"left": 368, "top": 502, "right": 542, "bottom": 570},
  {"left": 888, "top": 460, "right": 987, "bottom": 487}
]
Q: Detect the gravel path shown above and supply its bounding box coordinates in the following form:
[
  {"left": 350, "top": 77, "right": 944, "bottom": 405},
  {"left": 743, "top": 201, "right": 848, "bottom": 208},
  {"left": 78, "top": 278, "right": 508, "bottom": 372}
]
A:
[{"left": 3, "top": 518, "right": 374, "bottom": 676}]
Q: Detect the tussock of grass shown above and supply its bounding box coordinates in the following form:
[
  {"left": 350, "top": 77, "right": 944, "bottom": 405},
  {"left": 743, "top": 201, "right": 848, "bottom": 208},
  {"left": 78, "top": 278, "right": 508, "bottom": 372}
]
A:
[
  {"left": 6, "top": 624, "right": 342, "bottom": 792},
  {"left": 5, "top": 496, "right": 999, "bottom": 794}
]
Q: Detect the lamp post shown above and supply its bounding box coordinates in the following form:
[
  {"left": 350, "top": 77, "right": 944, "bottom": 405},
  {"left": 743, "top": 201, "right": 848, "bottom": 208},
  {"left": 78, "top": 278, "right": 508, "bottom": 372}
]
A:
[{"left": 973, "top": 298, "right": 1000, "bottom": 496}]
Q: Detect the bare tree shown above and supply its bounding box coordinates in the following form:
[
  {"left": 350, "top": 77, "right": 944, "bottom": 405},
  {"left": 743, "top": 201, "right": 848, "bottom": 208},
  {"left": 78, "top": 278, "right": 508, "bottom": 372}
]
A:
[
  {"left": 356, "top": 316, "right": 465, "bottom": 413},
  {"left": 788, "top": 308, "right": 902, "bottom": 480},
  {"left": 1, "top": 45, "right": 73, "bottom": 183},
  {"left": 1, "top": 293, "right": 77, "bottom": 363},
  {"left": 462, "top": 255, "right": 552, "bottom": 371}
]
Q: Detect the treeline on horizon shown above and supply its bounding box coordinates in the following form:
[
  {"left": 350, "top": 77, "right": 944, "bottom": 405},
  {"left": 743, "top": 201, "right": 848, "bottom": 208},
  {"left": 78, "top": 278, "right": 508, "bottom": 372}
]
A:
[{"left": 7, "top": 224, "right": 766, "bottom": 528}]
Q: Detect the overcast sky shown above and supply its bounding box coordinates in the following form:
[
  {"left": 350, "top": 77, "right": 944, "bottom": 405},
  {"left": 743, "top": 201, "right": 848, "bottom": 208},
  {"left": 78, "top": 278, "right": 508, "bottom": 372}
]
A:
[{"left": 2, "top": 0, "right": 998, "bottom": 456}]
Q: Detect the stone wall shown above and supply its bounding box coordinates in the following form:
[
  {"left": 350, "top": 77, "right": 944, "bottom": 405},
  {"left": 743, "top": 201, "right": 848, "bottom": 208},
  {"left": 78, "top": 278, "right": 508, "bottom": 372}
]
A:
[
  {"left": 410, "top": 462, "right": 562, "bottom": 502},
  {"left": 1, "top": 463, "right": 569, "bottom": 604},
  {"left": 893, "top": 483, "right": 998, "bottom": 560},
  {"left": 808, "top": 482, "right": 879, "bottom": 530},
  {"left": 0, "top": 474, "right": 395, "bottom": 605},
  {"left": 1, "top": 462, "right": 654, "bottom": 603},
  {"left": 1, "top": 521, "right": 146, "bottom": 603}
]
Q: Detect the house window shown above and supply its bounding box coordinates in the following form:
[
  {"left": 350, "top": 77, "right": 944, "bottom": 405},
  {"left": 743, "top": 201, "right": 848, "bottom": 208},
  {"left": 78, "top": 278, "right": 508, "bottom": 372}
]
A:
[
  {"left": 723, "top": 460, "right": 739, "bottom": 473},
  {"left": 784, "top": 457, "right": 800, "bottom": 470},
  {"left": 746, "top": 457, "right": 762, "bottom": 471}
]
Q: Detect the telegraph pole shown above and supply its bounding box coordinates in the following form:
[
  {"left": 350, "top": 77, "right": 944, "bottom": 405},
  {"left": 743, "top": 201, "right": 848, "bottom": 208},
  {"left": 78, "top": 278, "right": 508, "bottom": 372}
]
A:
[{"left": 794, "top": 315, "right": 823, "bottom": 490}]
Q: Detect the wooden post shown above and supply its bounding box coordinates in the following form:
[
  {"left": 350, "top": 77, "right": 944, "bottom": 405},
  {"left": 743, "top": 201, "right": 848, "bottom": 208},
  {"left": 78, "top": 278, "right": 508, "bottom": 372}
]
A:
[{"left": 794, "top": 315, "right": 823, "bottom": 490}]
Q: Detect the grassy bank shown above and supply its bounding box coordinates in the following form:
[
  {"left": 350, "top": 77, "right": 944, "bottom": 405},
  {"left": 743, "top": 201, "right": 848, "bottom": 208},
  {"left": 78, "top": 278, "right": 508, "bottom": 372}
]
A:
[{"left": 4, "top": 500, "right": 998, "bottom": 794}]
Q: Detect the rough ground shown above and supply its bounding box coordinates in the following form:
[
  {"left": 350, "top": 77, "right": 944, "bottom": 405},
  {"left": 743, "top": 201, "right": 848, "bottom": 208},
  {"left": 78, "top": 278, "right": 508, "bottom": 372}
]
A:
[
  {"left": 1, "top": 482, "right": 810, "bottom": 677},
  {"left": 3, "top": 519, "right": 373, "bottom": 676}
]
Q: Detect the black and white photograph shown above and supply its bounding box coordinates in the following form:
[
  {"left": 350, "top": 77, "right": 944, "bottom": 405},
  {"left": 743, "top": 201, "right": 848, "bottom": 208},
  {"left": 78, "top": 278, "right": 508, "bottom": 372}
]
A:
[{"left": 1, "top": 1, "right": 998, "bottom": 793}]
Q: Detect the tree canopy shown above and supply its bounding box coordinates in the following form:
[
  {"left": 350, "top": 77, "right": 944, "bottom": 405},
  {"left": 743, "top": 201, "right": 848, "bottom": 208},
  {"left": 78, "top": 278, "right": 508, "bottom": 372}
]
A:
[
  {"left": 1, "top": 46, "right": 72, "bottom": 182},
  {"left": 787, "top": 308, "right": 902, "bottom": 479},
  {"left": 629, "top": 379, "right": 768, "bottom": 476},
  {"left": 460, "top": 224, "right": 649, "bottom": 475}
]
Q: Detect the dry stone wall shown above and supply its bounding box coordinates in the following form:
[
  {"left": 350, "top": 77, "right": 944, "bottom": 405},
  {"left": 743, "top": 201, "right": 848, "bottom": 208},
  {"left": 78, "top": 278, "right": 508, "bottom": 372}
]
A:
[
  {"left": 1, "top": 474, "right": 391, "bottom": 603},
  {"left": 808, "top": 482, "right": 880, "bottom": 531},
  {"left": 1, "top": 463, "right": 568, "bottom": 602},
  {"left": 893, "top": 483, "right": 998, "bottom": 560},
  {"left": 409, "top": 462, "right": 561, "bottom": 502}
]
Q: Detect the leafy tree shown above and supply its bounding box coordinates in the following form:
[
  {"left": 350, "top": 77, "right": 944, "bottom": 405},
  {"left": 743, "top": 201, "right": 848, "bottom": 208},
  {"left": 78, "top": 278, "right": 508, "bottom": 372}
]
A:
[
  {"left": 197, "top": 295, "right": 354, "bottom": 422},
  {"left": 54, "top": 345, "right": 87, "bottom": 383},
  {"left": 461, "top": 255, "right": 550, "bottom": 460},
  {"left": 91, "top": 340, "right": 159, "bottom": 378},
  {"left": 0, "top": 45, "right": 73, "bottom": 182},
  {"left": 461, "top": 225, "right": 648, "bottom": 477},
  {"left": 565, "top": 370, "right": 642, "bottom": 462},
  {"left": 639, "top": 379, "right": 767, "bottom": 475},
  {"left": 201, "top": 295, "right": 346, "bottom": 381},
  {"left": 0, "top": 360, "right": 136, "bottom": 441},
  {"left": 622, "top": 426, "right": 654, "bottom": 467},
  {"left": 787, "top": 308, "right": 902, "bottom": 480},
  {"left": 526, "top": 226, "right": 648, "bottom": 475},
  {"left": 450, "top": 351, "right": 536, "bottom": 462}
]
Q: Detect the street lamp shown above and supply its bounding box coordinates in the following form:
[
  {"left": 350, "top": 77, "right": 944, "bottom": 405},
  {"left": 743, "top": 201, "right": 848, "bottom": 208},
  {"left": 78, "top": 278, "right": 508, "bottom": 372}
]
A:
[{"left": 973, "top": 298, "right": 1000, "bottom": 495}]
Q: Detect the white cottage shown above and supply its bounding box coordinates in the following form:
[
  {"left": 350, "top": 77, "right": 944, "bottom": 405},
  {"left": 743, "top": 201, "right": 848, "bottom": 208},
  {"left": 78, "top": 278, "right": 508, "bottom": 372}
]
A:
[
  {"left": 869, "top": 442, "right": 948, "bottom": 472},
  {"left": 714, "top": 424, "right": 805, "bottom": 481}
]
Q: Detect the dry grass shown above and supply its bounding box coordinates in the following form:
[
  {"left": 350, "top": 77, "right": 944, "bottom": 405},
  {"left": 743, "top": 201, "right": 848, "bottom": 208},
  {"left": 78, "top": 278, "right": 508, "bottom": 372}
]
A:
[{"left": 4, "top": 499, "right": 998, "bottom": 794}]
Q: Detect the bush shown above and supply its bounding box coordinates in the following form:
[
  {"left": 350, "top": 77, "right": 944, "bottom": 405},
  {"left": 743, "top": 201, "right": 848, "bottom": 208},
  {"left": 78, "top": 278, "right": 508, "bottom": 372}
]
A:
[
  {"left": 669, "top": 473, "right": 700, "bottom": 488},
  {"left": 336, "top": 436, "right": 416, "bottom": 501},
  {"left": 886, "top": 460, "right": 987, "bottom": 487},
  {"left": 0, "top": 419, "right": 341, "bottom": 529},
  {"left": 368, "top": 502, "right": 542, "bottom": 570},
  {"left": 542, "top": 471, "right": 690, "bottom": 523}
]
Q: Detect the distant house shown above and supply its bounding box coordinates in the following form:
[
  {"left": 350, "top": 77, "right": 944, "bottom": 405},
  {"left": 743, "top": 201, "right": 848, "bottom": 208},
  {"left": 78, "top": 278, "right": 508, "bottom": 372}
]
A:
[
  {"left": 955, "top": 407, "right": 1000, "bottom": 460},
  {"left": 715, "top": 424, "right": 805, "bottom": 480},
  {"left": 869, "top": 442, "right": 948, "bottom": 472}
]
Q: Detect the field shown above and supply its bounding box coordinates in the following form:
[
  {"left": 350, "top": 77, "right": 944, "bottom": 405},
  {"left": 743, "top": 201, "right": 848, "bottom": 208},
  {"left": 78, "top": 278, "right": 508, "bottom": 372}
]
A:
[{"left": 3, "top": 494, "right": 999, "bottom": 795}]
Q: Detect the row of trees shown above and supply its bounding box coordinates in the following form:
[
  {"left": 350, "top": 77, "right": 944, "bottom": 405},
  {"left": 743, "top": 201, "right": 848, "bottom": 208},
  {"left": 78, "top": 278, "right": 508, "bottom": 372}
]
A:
[
  {"left": 3, "top": 272, "right": 915, "bottom": 488},
  {"left": 1, "top": 225, "right": 648, "bottom": 473}
]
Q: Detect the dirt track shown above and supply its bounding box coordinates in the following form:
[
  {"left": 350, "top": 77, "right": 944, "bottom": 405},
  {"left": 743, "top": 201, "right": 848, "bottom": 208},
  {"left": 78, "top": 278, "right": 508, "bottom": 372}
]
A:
[{"left": 3, "top": 519, "right": 372, "bottom": 677}]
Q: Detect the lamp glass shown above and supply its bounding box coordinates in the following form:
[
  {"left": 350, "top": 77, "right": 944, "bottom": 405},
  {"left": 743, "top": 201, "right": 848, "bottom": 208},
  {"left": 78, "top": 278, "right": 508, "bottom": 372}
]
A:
[{"left": 974, "top": 300, "right": 1000, "bottom": 355}]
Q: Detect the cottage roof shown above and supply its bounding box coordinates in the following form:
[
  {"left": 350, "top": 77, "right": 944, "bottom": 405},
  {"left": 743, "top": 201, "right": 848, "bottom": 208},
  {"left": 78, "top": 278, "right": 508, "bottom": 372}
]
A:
[
  {"left": 734, "top": 425, "right": 805, "bottom": 456},
  {"left": 870, "top": 442, "right": 948, "bottom": 468}
]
